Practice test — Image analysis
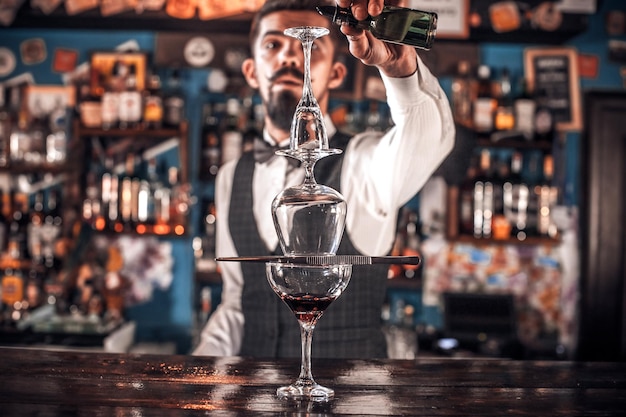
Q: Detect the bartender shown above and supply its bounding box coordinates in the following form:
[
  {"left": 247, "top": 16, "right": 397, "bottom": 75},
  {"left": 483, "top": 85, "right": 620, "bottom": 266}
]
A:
[{"left": 193, "top": 0, "right": 454, "bottom": 358}]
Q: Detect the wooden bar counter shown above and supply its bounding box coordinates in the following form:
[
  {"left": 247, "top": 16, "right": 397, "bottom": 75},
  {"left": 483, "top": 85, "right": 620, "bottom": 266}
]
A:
[{"left": 1, "top": 346, "right": 625, "bottom": 415}]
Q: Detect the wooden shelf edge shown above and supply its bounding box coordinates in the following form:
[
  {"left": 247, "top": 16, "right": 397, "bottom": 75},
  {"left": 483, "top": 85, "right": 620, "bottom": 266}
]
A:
[{"left": 448, "top": 234, "right": 561, "bottom": 247}]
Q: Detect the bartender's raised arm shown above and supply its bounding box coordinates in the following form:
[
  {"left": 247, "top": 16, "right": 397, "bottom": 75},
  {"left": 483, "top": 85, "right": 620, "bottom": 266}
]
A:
[
  {"left": 336, "top": 0, "right": 418, "bottom": 78},
  {"left": 338, "top": 0, "right": 455, "bottom": 254},
  {"left": 336, "top": 0, "right": 454, "bottom": 201}
]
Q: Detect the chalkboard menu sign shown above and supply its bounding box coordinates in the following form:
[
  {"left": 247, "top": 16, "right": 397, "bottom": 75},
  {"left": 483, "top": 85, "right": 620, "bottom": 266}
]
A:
[{"left": 524, "top": 47, "right": 581, "bottom": 131}]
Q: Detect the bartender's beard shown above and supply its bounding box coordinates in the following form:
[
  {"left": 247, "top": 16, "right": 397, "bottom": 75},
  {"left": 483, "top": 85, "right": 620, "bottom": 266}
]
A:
[{"left": 266, "top": 89, "right": 299, "bottom": 132}]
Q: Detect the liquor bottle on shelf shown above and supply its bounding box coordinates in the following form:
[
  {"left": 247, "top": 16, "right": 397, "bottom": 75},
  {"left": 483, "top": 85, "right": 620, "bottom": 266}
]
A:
[
  {"left": 153, "top": 162, "right": 172, "bottom": 236},
  {"left": 135, "top": 159, "right": 154, "bottom": 234},
  {"left": 316, "top": 4, "right": 437, "bottom": 50},
  {"left": 108, "top": 163, "right": 121, "bottom": 232},
  {"left": 101, "top": 61, "right": 122, "bottom": 130},
  {"left": 535, "top": 154, "right": 559, "bottom": 238},
  {"left": 119, "top": 153, "right": 137, "bottom": 231},
  {"left": 1, "top": 257, "right": 24, "bottom": 322},
  {"left": 490, "top": 153, "right": 512, "bottom": 240},
  {"left": 42, "top": 188, "right": 62, "bottom": 270},
  {"left": 96, "top": 159, "right": 114, "bottom": 232},
  {"left": 493, "top": 68, "right": 515, "bottom": 134},
  {"left": 533, "top": 88, "right": 555, "bottom": 143},
  {"left": 136, "top": 158, "right": 163, "bottom": 233},
  {"left": 142, "top": 73, "right": 164, "bottom": 130},
  {"left": 33, "top": 115, "right": 49, "bottom": 165},
  {"left": 200, "top": 102, "right": 222, "bottom": 181},
  {"left": 473, "top": 149, "right": 494, "bottom": 238},
  {"left": 46, "top": 98, "right": 68, "bottom": 164},
  {"left": 118, "top": 63, "right": 143, "bottom": 130},
  {"left": 9, "top": 109, "right": 29, "bottom": 163},
  {"left": 514, "top": 79, "right": 536, "bottom": 141},
  {"left": 0, "top": 189, "right": 6, "bottom": 254},
  {"left": 451, "top": 60, "right": 475, "bottom": 129},
  {"left": 163, "top": 69, "right": 185, "bottom": 128},
  {"left": 168, "top": 166, "right": 188, "bottom": 236},
  {"left": 458, "top": 155, "right": 478, "bottom": 236},
  {"left": 220, "top": 98, "right": 243, "bottom": 165},
  {"left": 524, "top": 152, "right": 541, "bottom": 236},
  {"left": 27, "top": 191, "right": 45, "bottom": 260},
  {"left": 473, "top": 65, "right": 496, "bottom": 134},
  {"left": 25, "top": 255, "right": 44, "bottom": 311},
  {"left": 402, "top": 210, "right": 421, "bottom": 280},
  {"left": 8, "top": 190, "right": 30, "bottom": 261},
  {"left": 503, "top": 151, "right": 529, "bottom": 241},
  {"left": 82, "top": 169, "right": 100, "bottom": 230},
  {"left": 0, "top": 86, "right": 9, "bottom": 167},
  {"left": 242, "top": 96, "right": 262, "bottom": 153}
]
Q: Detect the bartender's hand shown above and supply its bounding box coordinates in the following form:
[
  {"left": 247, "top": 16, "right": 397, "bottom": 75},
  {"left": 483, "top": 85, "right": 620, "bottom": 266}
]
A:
[{"left": 335, "top": 0, "right": 418, "bottom": 78}]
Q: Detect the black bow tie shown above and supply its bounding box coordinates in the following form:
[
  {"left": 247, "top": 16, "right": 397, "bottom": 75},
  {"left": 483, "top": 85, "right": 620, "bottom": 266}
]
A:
[{"left": 253, "top": 137, "right": 300, "bottom": 167}]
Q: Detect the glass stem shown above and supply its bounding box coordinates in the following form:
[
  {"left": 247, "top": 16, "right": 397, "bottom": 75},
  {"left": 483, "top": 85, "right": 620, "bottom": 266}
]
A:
[
  {"left": 298, "top": 321, "right": 316, "bottom": 385},
  {"left": 303, "top": 161, "right": 316, "bottom": 185},
  {"left": 301, "top": 38, "right": 316, "bottom": 108}
]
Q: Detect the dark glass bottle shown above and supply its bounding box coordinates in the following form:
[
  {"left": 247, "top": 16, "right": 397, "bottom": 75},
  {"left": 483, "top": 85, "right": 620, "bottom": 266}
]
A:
[
  {"left": 533, "top": 88, "right": 555, "bottom": 143},
  {"left": 472, "top": 149, "right": 494, "bottom": 238},
  {"left": 0, "top": 190, "right": 6, "bottom": 254},
  {"left": 8, "top": 191, "right": 30, "bottom": 261},
  {"left": 163, "top": 69, "right": 185, "bottom": 128},
  {"left": 458, "top": 155, "right": 477, "bottom": 236},
  {"left": 317, "top": 5, "right": 437, "bottom": 50},
  {"left": 200, "top": 102, "right": 222, "bottom": 181},
  {"left": 503, "top": 151, "right": 529, "bottom": 241},
  {"left": 473, "top": 65, "right": 496, "bottom": 134}
]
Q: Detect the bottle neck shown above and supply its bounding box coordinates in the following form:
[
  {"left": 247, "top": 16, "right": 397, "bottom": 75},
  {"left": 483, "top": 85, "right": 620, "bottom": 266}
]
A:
[{"left": 318, "top": 5, "right": 373, "bottom": 30}]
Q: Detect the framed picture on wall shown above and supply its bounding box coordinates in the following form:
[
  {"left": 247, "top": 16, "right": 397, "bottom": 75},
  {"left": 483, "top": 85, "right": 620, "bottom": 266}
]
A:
[
  {"left": 524, "top": 47, "right": 582, "bottom": 132},
  {"left": 409, "top": 0, "right": 470, "bottom": 39},
  {"left": 89, "top": 51, "right": 148, "bottom": 97}
]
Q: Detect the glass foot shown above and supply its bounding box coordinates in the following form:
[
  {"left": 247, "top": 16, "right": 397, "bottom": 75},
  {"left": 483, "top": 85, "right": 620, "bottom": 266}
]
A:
[{"left": 277, "top": 380, "right": 334, "bottom": 401}]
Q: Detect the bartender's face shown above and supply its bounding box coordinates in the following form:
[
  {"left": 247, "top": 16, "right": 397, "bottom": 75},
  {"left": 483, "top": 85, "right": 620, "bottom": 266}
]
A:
[{"left": 242, "top": 10, "right": 346, "bottom": 132}]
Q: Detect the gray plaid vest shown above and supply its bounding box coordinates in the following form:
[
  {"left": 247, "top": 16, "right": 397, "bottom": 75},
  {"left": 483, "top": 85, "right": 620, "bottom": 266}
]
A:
[{"left": 230, "top": 132, "right": 388, "bottom": 358}]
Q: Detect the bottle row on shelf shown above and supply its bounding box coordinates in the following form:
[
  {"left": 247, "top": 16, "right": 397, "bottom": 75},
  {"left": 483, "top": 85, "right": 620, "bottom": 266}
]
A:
[
  {"left": 0, "top": 187, "right": 65, "bottom": 268},
  {"left": 0, "top": 85, "right": 69, "bottom": 168},
  {"left": 80, "top": 64, "right": 185, "bottom": 131},
  {"left": 452, "top": 148, "right": 559, "bottom": 242},
  {"left": 0, "top": 185, "right": 68, "bottom": 325},
  {"left": 82, "top": 154, "right": 191, "bottom": 236},
  {"left": 452, "top": 61, "right": 555, "bottom": 143}
]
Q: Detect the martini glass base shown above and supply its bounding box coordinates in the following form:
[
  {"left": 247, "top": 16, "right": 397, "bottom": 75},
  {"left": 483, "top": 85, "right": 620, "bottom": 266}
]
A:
[{"left": 277, "top": 380, "right": 334, "bottom": 401}]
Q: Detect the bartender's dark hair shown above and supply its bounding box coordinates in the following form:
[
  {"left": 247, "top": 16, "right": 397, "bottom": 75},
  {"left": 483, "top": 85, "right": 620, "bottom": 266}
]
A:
[{"left": 249, "top": 0, "right": 343, "bottom": 58}]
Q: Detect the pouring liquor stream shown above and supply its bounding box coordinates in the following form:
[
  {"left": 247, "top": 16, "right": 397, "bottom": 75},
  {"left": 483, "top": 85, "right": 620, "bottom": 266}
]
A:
[{"left": 216, "top": 255, "right": 421, "bottom": 267}]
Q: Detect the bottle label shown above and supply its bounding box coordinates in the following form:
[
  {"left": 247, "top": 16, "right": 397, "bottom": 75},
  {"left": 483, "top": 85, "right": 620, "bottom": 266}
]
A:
[
  {"left": 101, "top": 92, "right": 120, "bottom": 124},
  {"left": 144, "top": 95, "right": 163, "bottom": 123},
  {"left": 1, "top": 274, "right": 24, "bottom": 305},
  {"left": 514, "top": 99, "right": 536, "bottom": 140},
  {"left": 473, "top": 98, "right": 495, "bottom": 132},
  {"left": 119, "top": 91, "right": 142, "bottom": 123}
]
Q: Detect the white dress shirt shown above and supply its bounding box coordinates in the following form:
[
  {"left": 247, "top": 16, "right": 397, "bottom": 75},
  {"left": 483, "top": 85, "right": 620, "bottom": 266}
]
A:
[{"left": 193, "top": 56, "right": 455, "bottom": 356}]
